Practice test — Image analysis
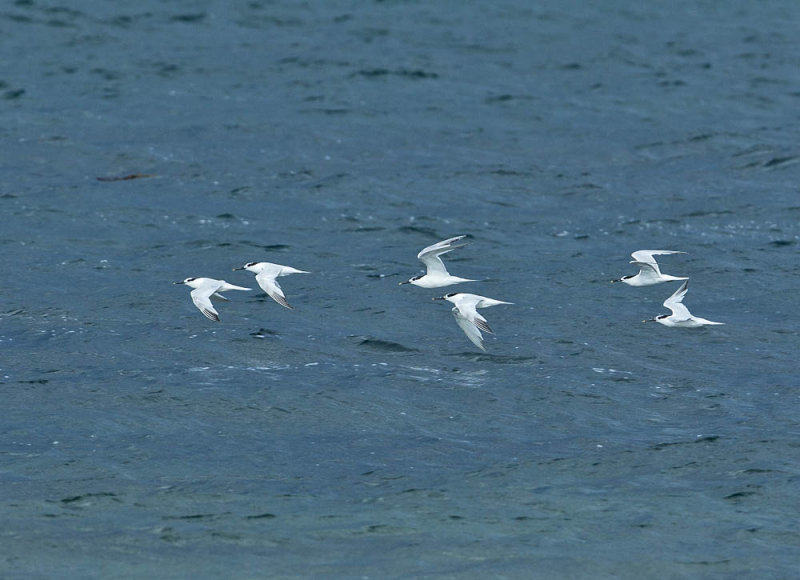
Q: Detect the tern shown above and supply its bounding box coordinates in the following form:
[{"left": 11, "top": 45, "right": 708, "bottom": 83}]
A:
[
  {"left": 433, "top": 292, "right": 513, "bottom": 351},
  {"left": 400, "top": 235, "right": 477, "bottom": 288},
  {"left": 644, "top": 280, "right": 724, "bottom": 327},
  {"left": 233, "top": 261, "right": 309, "bottom": 309},
  {"left": 612, "top": 250, "right": 688, "bottom": 286},
  {"left": 174, "top": 277, "right": 251, "bottom": 322}
]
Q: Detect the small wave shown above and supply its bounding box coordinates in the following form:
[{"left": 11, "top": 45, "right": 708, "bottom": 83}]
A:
[
  {"left": 445, "top": 352, "right": 537, "bottom": 364},
  {"left": 351, "top": 336, "right": 419, "bottom": 353},
  {"left": 250, "top": 328, "right": 279, "bottom": 339}
]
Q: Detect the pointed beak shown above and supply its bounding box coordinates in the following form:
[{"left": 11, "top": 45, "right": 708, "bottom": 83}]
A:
[
  {"left": 173, "top": 281, "right": 185, "bottom": 285},
  {"left": 432, "top": 296, "right": 445, "bottom": 301},
  {"left": 232, "top": 266, "right": 245, "bottom": 271},
  {"left": 398, "top": 280, "right": 410, "bottom": 285}
]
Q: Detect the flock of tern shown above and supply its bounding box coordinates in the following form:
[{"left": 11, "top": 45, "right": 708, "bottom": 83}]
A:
[
  {"left": 175, "top": 239, "right": 723, "bottom": 350},
  {"left": 612, "top": 249, "right": 724, "bottom": 328}
]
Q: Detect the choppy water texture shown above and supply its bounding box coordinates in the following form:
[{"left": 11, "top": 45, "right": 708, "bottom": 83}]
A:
[{"left": 2, "top": 0, "right": 799, "bottom": 577}]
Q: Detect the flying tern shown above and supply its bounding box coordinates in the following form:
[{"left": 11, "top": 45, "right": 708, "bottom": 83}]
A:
[
  {"left": 644, "top": 280, "right": 724, "bottom": 327},
  {"left": 433, "top": 292, "right": 513, "bottom": 351},
  {"left": 174, "top": 277, "right": 251, "bottom": 321},
  {"left": 233, "top": 261, "right": 309, "bottom": 309},
  {"left": 612, "top": 250, "right": 688, "bottom": 286},
  {"left": 400, "top": 235, "right": 477, "bottom": 288}
]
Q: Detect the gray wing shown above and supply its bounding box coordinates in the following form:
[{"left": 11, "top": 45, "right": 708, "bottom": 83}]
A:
[
  {"left": 631, "top": 260, "right": 662, "bottom": 281},
  {"left": 631, "top": 250, "right": 685, "bottom": 263},
  {"left": 631, "top": 250, "right": 685, "bottom": 273},
  {"left": 472, "top": 312, "right": 494, "bottom": 334},
  {"left": 453, "top": 303, "right": 494, "bottom": 351},
  {"left": 418, "top": 236, "right": 467, "bottom": 276},
  {"left": 190, "top": 286, "right": 221, "bottom": 321},
  {"left": 452, "top": 306, "right": 487, "bottom": 351},
  {"left": 663, "top": 280, "right": 692, "bottom": 320},
  {"left": 256, "top": 270, "right": 293, "bottom": 309}
]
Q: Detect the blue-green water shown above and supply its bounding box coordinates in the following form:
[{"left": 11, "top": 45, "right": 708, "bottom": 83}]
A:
[{"left": 2, "top": 1, "right": 799, "bottom": 577}]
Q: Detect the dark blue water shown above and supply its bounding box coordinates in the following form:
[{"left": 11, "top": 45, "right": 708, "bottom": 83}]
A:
[{"left": 3, "top": 1, "right": 799, "bottom": 577}]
